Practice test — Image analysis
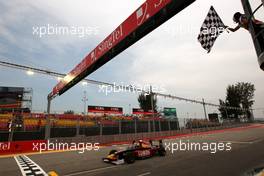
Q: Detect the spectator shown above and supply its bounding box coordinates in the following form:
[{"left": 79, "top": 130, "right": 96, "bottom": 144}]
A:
[{"left": 227, "top": 12, "right": 264, "bottom": 32}]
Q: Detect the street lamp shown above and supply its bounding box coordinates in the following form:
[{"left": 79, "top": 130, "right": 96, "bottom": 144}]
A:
[
  {"left": 82, "top": 81, "right": 88, "bottom": 86},
  {"left": 26, "top": 70, "right": 34, "bottom": 76},
  {"left": 82, "top": 91, "right": 88, "bottom": 116}
]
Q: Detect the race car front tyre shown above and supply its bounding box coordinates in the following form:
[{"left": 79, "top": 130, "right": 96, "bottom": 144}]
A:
[{"left": 124, "top": 152, "right": 135, "bottom": 164}]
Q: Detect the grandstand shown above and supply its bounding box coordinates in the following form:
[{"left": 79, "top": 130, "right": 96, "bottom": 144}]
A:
[{"left": 0, "top": 111, "right": 225, "bottom": 132}]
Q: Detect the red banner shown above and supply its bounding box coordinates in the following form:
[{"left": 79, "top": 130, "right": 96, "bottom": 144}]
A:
[
  {"left": 133, "top": 108, "right": 156, "bottom": 115},
  {"left": 0, "top": 102, "right": 21, "bottom": 108},
  {"left": 88, "top": 106, "right": 123, "bottom": 114},
  {"left": 0, "top": 140, "right": 47, "bottom": 155}
]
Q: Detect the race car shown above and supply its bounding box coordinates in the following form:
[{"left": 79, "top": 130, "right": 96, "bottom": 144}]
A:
[{"left": 103, "top": 139, "right": 166, "bottom": 165}]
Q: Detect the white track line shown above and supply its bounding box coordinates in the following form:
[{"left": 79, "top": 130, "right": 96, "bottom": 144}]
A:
[
  {"left": 64, "top": 166, "right": 117, "bottom": 176},
  {"left": 14, "top": 155, "right": 47, "bottom": 176},
  {"left": 222, "top": 141, "right": 253, "bottom": 144},
  {"left": 14, "top": 156, "right": 26, "bottom": 176},
  {"left": 137, "top": 172, "right": 151, "bottom": 176},
  {"left": 220, "top": 139, "right": 263, "bottom": 144}
]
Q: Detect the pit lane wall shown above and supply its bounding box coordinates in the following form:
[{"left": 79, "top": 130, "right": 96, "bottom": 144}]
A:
[{"left": 48, "top": 123, "right": 250, "bottom": 145}]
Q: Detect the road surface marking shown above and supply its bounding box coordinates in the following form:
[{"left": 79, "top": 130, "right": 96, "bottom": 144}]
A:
[
  {"left": 225, "top": 141, "right": 253, "bottom": 144},
  {"left": 137, "top": 172, "right": 151, "bottom": 176},
  {"left": 48, "top": 171, "right": 59, "bottom": 176},
  {"left": 220, "top": 139, "right": 263, "bottom": 144},
  {"left": 14, "top": 155, "right": 47, "bottom": 176},
  {"left": 64, "top": 166, "right": 117, "bottom": 176}
]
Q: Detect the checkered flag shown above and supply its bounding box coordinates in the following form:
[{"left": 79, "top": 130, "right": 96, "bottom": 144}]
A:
[{"left": 198, "top": 6, "right": 226, "bottom": 53}]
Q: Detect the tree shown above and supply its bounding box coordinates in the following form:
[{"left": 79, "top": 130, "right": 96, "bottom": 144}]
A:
[
  {"left": 236, "top": 82, "right": 255, "bottom": 109},
  {"left": 219, "top": 82, "right": 255, "bottom": 119},
  {"left": 64, "top": 110, "right": 74, "bottom": 114},
  {"left": 138, "top": 93, "right": 158, "bottom": 112},
  {"left": 236, "top": 82, "right": 255, "bottom": 118}
]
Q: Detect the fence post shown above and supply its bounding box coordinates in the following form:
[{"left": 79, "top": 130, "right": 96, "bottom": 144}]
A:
[
  {"left": 190, "top": 119, "right": 193, "bottom": 133},
  {"left": 159, "top": 120, "right": 161, "bottom": 132},
  {"left": 119, "top": 120, "right": 122, "bottom": 134},
  {"left": 183, "top": 118, "right": 186, "bottom": 134},
  {"left": 76, "top": 116, "right": 80, "bottom": 136},
  {"left": 134, "top": 119, "right": 137, "bottom": 134},
  {"left": 153, "top": 120, "right": 156, "bottom": 132},
  {"left": 148, "top": 120, "right": 151, "bottom": 133},
  {"left": 100, "top": 123, "right": 103, "bottom": 136}
]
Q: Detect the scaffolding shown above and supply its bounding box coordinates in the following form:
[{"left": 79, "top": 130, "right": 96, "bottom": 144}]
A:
[
  {"left": 22, "top": 88, "right": 33, "bottom": 111},
  {"left": 0, "top": 86, "right": 33, "bottom": 113}
]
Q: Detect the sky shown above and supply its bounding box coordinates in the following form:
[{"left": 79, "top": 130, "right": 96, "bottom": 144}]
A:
[{"left": 0, "top": 0, "right": 263, "bottom": 118}]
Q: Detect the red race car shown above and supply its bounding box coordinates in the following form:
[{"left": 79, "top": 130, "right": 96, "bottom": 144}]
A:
[{"left": 103, "top": 140, "right": 166, "bottom": 165}]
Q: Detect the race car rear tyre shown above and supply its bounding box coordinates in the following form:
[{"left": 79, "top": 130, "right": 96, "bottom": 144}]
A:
[
  {"left": 158, "top": 148, "right": 166, "bottom": 156},
  {"left": 109, "top": 150, "right": 117, "bottom": 155},
  {"left": 124, "top": 152, "right": 135, "bottom": 164}
]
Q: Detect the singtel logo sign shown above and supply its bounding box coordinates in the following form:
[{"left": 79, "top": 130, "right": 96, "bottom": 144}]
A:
[
  {"left": 98, "top": 25, "right": 123, "bottom": 55},
  {"left": 0, "top": 143, "right": 10, "bottom": 151}
]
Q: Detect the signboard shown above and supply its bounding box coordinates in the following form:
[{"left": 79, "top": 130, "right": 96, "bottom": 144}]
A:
[
  {"left": 132, "top": 108, "right": 145, "bottom": 115},
  {"left": 50, "top": 0, "right": 195, "bottom": 98},
  {"left": 132, "top": 108, "right": 156, "bottom": 115},
  {"left": 164, "top": 107, "right": 177, "bottom": 117},
  {"left": 88, "top": 106, "right": 123, "bottom": 114}
]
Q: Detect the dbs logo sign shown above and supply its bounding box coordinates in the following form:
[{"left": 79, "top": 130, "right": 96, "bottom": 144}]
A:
[
  {"left": 154, "top": 0, "right": 164, "bottom": 8},
  {"left": 136, "top": 0, "right": 165, "bottom": 26},
  {"left": 136, "top": 2, "right": 148, "bottom": 26}
]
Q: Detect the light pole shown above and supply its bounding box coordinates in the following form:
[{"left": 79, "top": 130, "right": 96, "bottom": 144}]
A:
[
  {"left": 128, "top": 104, "right": 131, "bottom": 115},
  {"left": 82, "top": 91, "right": 88, "bottom": 116},
  {"left": 150, "top": 86, "right": 156, "bottom": 132},
  {"left": 202, "top": 98, "right": 208, "bottom": 120},
  {"left": 150, "top": 86, "right": 154, "bottom": 118},
  {"left": 241, "top": 0, "right": 264, "bottom": 71},
  {"left": 45, "top": 95, "right": 52, "bottom": 140}
]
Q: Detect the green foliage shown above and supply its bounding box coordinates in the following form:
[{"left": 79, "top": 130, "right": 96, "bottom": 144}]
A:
[
  {"left": 219, "top": 82, "right": 255, "bottom": 119},
  {"left": 138, "top": 93, "right": 158, "bottom": 112},
  {"left": 64, "top": 110, "right": 74, "bottom": 114}
]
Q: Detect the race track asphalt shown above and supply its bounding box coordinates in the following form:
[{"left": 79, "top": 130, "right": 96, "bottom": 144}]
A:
[{"left": 1, "top": 124, "right": 264, "bottom": 176}]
